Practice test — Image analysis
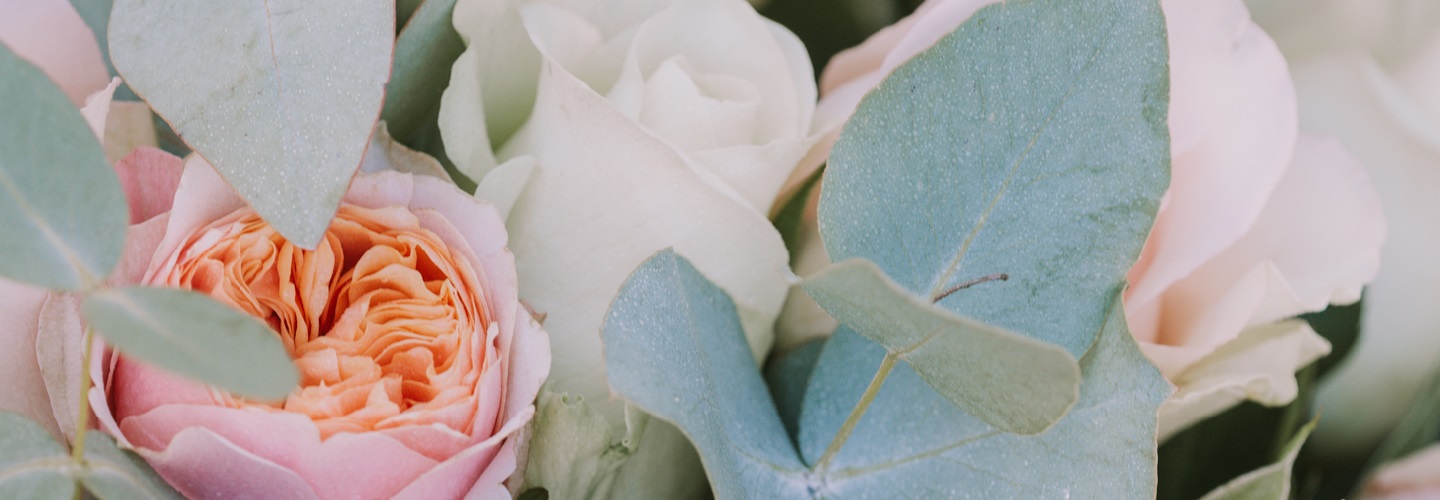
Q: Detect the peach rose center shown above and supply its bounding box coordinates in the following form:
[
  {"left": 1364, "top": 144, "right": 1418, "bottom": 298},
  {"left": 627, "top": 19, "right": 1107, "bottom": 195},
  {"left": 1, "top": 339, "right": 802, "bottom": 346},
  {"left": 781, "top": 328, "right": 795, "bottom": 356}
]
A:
[{"left": 149, "top": 204, "right": 489, "bottom": 437}]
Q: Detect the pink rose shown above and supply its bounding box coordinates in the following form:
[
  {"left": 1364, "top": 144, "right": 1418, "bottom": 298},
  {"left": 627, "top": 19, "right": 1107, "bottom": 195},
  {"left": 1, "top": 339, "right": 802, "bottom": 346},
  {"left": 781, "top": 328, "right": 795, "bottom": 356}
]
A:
[
  {"left": 0, "top": 94, "right": 550, "bottom": 496},
  {"left": 780, "top": 0, "right": 1385, "bottom": 438},
  {"left": 74, "top": 148, "right": 551, "bottom": 499}
]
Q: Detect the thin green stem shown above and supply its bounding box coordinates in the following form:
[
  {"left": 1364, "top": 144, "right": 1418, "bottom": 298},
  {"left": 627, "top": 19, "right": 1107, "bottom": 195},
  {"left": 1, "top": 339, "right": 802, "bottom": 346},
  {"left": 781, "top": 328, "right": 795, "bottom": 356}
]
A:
[
  {"left": 70, "top": 326, "right": 95, "bottom": 465},
  {"left": 813, "top": 353, "right": 899, "bottom": 474}
]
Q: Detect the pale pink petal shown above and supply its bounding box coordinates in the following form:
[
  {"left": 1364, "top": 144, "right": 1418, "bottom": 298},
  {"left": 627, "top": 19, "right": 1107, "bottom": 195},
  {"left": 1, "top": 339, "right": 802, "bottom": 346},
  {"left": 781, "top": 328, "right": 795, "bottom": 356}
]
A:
[
  {"left": 0, "top": 279, "right": 58, "bottom": 438},
  {"left": 139, "top": 427, "right": 318, "bottom": 500},
  {"left": 1365, "top": 444, "right": 1440, "bottom": 499},
  {"left": 0, "top": 0, "right": 108, "bottom": 105},
  {"left": 1126, "top": 0, "right": 1299, "bottom": 332},
  {"left": 504, "top": 306, "right": 549, "bottom": 423},
  {"left": 1139, "top": 133, "right": 1384, "bottom": 356},
  {"left": 122, "top": 405, "right": 439, "bottom": 499},
  {"left": 394, "top": 406, "right": 534, "bottom": 500},
  {"left": 114, "top": 148, "right": 186, "bottom": 224},
  {"left": 465, "top": 439, "right": 518, "bottom": 500}
]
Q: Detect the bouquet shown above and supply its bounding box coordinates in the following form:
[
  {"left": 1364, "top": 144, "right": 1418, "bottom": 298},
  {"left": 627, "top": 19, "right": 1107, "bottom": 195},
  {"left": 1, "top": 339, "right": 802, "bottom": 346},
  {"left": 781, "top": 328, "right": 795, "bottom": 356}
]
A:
[{"left": 0, "top": 0, "right": 1430, "bottom": 498}]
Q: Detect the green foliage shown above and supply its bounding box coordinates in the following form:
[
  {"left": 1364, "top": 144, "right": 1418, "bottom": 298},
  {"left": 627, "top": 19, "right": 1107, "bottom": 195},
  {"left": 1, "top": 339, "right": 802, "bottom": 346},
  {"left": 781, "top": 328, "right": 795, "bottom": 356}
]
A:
[
  {"left": 1198, "top": 421, "right": 1317, "bottom": 500},
  {"left": 0, "top": 413, "right": 76, "bottom": 499},
  {"left": 1158, "top": 365, "right": 1319, "bottom": 500},
  {"left": 603, "top": 250, "right": 811, "bottom": 499},
  {"left": 0, "top": 413, "right": 181, "bottom": 499},
  {"left": 600, "top": 0, "right": 1175, "bottom": 496},
  {"left": 802, "top": 259, "right": 1080, "bottom": 434},
  {"left": 78, "top": 431, "right": 182, "bottom": 500},
  {"left": 818, "top": 0, "right": 1170, "bottom": 358},
  {"left": 108, "top": 0, "right": 394, "bottom": 248},
  {"left": 0, "top": 41, "right": 128, "bottom": 290},
  {"left": 82, "top": 286, "right": 300, "bottom": 401}
]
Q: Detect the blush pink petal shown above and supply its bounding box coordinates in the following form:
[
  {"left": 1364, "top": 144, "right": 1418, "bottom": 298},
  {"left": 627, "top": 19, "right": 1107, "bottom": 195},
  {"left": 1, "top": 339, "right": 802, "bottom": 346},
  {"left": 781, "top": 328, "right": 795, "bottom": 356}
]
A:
[
  {"left": 143, "top": 427, "right": 318, "bottom": 500},
  {"left": 0, "top": 0, "right": 109, "bottom": 105},
  {"left": 114, "top": 148, "right": 187, "bottom": 224},
  {"left": 393, "top": 406, "right": 533, "bottom": 500},
  {"left": 122, "top": 405, "right": 440, "bottom": 499},
  {"left": 1138, "top": 134, "right": 1385, "bottom": 369},
  {"left": 464, "top": 439, "right": 519, "bottom": 500},
  {"left": 1125, "top": 0, "right": 1299, "bottom": 340},
  {"left": 0, "top": 279, "right": 58, "bottom": 437}
]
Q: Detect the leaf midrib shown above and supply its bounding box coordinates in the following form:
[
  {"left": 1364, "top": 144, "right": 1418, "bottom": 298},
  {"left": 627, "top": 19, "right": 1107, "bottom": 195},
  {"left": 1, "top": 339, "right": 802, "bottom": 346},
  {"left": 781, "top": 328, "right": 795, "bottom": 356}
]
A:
[{"left": 927, "top": 16, "right": 1124, "bottom": 302}]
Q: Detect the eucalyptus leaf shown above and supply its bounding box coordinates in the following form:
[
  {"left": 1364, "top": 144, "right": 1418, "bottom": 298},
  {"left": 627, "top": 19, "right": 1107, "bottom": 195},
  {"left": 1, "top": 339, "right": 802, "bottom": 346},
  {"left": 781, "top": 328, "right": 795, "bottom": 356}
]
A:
[
  {"left": 81, "top": 286, "right": 299, "bottom": 401},
  {"left": 818, "top": 0, "right": 1170, "bottom": 358},
  {"left": 0, "top": 412, "right": 77, "bottom": 499},
  {"left": 765, "top": 339, "right": 824, "bottom": 444},
  {"left": 602, "top": 250, "right": 811, "bottom": 499},
  {"left": 603, "top": 252, "right": 1170, "bottom": 498},
  {"left": 798, "top": 299, "right": 1169, "bottom": 497},
  {"left": 384, "top": 0, "right": 465, "bottom": 144},
  {"left": 0, "top": 41, "right": 128, "bottom": 290},
  {"left": 108, "top": 0, "right": 394, "bottom": 249},
  {"left": 1198, "top": 420, "right": 1315, "bottom": 500},
  {"left": 803, "top": 259, "right": 1080, "bottom": 434},
  {"left": 79, "top": 431, "right": 181, "bottom": 500}
]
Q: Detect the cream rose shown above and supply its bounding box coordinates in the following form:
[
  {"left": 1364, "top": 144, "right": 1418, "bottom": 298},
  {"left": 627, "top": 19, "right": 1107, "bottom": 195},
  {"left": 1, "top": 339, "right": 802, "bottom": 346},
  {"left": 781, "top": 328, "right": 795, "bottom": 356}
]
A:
[
  {"left": 438, "top": 0, "right": 820, "bottom": 494},
  {"left": 438, "top": 1, "right": 818, "bottom": 493},
  {"left": 1245, "top": 0, "right": 1440, "bottom": 460},
  {"left": 780, "top": 0, "right": 1385, "bottom": 440}
]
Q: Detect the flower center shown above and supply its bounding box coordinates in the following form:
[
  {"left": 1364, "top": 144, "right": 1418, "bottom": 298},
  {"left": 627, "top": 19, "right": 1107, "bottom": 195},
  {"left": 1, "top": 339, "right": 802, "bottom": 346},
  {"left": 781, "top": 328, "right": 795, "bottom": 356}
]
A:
[{"left": 152, "top": 204, "right": 488, "bottom": 437}]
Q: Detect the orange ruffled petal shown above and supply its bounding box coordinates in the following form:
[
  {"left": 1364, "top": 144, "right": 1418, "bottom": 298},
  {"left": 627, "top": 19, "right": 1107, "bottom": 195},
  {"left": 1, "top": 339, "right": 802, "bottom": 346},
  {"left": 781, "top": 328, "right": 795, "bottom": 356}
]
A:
[{"left": 156, "top": 205, "right": 490, "bottom": 438}]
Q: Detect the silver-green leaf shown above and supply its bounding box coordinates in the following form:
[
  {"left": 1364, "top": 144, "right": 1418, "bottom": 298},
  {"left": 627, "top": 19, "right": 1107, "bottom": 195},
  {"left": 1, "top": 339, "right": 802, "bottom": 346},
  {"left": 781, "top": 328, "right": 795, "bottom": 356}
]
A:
[
  {"left": 818, "top": 0, "right": 1170, "bottom": 358},
  {"left": 0, "top": 41, "right": 128, "bottom": 290},
  {"left": 79, "top": 431, "right": 182, "bottom": 500},
  {"left": 0, "top": 412, "right": 77, "bottom": 499},
  {"left": 803, "top": 259, "right": 1080, "bottom": 435},
  {"left": 603, "top": 250, "right": 811, "bottom": 499},
  {"left": 384, "top": 0, "right": 464, "bottom": 144},
  {"left": 81, "top": 286, "right": 299, "bottom": 401},
  {"left": 108, "top": 0, "right": 394, "bottom": 249},
  {"left": 798, "top": 299, "right": 1170, "bottom": 497}
]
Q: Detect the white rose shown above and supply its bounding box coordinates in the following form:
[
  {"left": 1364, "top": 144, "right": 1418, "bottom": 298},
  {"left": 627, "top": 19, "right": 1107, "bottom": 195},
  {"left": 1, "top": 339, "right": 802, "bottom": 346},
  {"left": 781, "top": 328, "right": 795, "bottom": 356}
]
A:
[
  {"left": 1246, "top": 0, "right": 1440, "bottom": 460},
  {"left": 438, "top": 0, "right": 819, "bottom": 495}
]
